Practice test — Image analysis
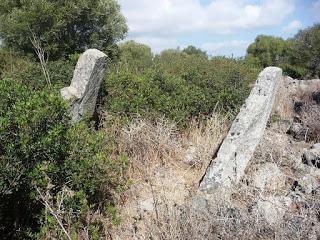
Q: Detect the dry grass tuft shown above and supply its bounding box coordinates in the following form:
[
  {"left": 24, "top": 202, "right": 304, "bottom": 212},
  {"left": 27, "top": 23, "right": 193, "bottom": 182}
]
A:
[
  {"left": 181, "top": 113, "right": 229, "bottom": 169},
  {"left": 110, "top": 113, "right": 230, "bottom": 239},
  {"left": 117, "top": 117, "right": 183, "bottom": 180}
]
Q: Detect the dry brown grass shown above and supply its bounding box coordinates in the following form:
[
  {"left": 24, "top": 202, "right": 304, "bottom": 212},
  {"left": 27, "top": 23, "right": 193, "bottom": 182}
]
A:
[
  {"left": 109, "top": 113, "right": 229, "bottom": 239},
  {"left": 291, "top": 80, "right": 320, "bottom": 142},
  {"left": 107, "top": 85, "right": 320, "bottom": 240}
]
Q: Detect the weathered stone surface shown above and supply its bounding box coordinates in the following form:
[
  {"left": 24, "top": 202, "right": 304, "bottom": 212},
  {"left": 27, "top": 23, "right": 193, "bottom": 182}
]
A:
[
  {"left": 199, "top": 67, "right": 283, "bottom": 193},
  {"left": 302, "top": 148, "right": 320, "bottom": 168},
  {"left": 61, "top": 49, "right": 107, "bottom": 122},
  {"left": 298, "top": 175, "right": 319, "bottom": 194},
  {"left": 184, "top": 145, "right": 200, "bottom": 166},
  {"left": 139, "top": 198, "right": 155, "bottom": 212},
  {"left": 287, "top": 122, "right": 309, "bottom": 141},
  {"left": 255, "top": 196, "right": 292, "bottom": 226},
  {"left": 253, "top": 163, "right": 286, "bottom": 192}
]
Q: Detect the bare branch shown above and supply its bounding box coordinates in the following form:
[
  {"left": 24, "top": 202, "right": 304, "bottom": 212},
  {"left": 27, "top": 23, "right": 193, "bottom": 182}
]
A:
[
  {"left": 28, "top": 26, "right": 51, "bottom": 87},
  {"left": 35, "top": 187, "right": 71, "bottom": 240}
]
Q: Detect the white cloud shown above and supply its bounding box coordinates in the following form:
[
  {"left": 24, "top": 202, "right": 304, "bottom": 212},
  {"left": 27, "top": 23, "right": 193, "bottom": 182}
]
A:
[
  {"left": 283, "top": 20, "right": 302, "bottom": 32},
  {"left": 129, "top": 37, "right": 179, "bottom": 53},
  {"left": 119, "top": 0, "right": 295, "bottom": 35},
  {"left": 313, "top": 0, "right": 320, "bottom": 21},
  {"left": 202, "top": 40, "right": 250, "bottom": 56},
  {"left": 118, "top": 0, "right": 295, "bottom": 54}
]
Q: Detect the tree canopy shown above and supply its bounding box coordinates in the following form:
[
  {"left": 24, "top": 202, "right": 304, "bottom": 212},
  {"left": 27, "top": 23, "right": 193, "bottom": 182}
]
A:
[
  {"left": 290, "top": 24, "right": 320, "bottom": 77},
  {"left": 118, "top": 40, "right": 153, "bottom": 72},
  {"left": 0, "top": 0, "right": 128, "bottom": 60},
  {"left": 246, "top": 35, "right": 288, "bottom": 68},
  {"left": 182, "top": 45, "right": 208, "bottom": 59}
]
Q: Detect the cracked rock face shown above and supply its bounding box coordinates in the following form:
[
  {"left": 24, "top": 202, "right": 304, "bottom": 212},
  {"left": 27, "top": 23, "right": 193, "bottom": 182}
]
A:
[
  {"left": 199, "top": 67, "right": 283, "bottom": 193},
  {"left": 61, "top": 49, "right": 107, "bottom": 122}
]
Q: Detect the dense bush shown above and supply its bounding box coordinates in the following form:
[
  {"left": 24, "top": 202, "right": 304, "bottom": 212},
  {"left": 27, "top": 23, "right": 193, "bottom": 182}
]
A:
[
  {"left": 106, "top": 47, "right": 259, "bottom": 124},
  {"left": 0, "top": 49, "right": 75, "bottom": 90},
  {"left": 0, "top": 79, "right": 127, "bottom": 239},
  {"left": 0, "top": 79, "right": 70, "bottom": 238}
]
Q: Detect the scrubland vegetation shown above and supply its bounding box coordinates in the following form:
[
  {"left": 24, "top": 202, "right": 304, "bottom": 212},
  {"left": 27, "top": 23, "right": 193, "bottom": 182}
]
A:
[{"left": 0, "top": 0, "right": 320, "bottom": 239}]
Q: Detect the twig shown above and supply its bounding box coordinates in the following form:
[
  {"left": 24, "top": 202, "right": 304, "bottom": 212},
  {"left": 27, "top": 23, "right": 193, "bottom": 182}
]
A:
[
  {"left": 35, "top": 187, "right": 72, "bottom": 240},
  {"left": 28, "top": 26, "right": 51, "bottom": 87}
]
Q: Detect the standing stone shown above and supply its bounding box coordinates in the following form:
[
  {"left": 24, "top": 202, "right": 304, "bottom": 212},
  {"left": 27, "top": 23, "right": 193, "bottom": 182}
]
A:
[
  {"left": 199, "top": 67, "right": 283, "bottom": 193},
  {"left": 61, "top": 49, "right": 107, "bottom": 122}
]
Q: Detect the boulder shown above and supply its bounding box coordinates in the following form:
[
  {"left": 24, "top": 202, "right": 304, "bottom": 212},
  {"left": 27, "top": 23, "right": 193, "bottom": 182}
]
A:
[
  {"left": 199, "top": 67, "right": 283, "bottom": 193},
  {"left": 61, "top": 49, "right": 107, "bottom": 122},
  {"left": 253, "top": 163, "right": 286, "bottom": 192},
  {"left": 302, "top": 146, "right": 320, "bottom": 169},
  {"left": 255, "top": 196, "right": 292, "bottom": 226},
  {"left": 298, "top": 175, "right": 319, "bottom": 194},
  {"left": 311, "top": 143, "right": 320, "bottom": 150},
  {"left": 139, "top": 198, "right": 155, "bottom": 212},
  {"left": 287, "top": 122, "right": 309, "bottom": 141},
  {"left": 184, "top": 145, "right": 200, "bottom": 166}
]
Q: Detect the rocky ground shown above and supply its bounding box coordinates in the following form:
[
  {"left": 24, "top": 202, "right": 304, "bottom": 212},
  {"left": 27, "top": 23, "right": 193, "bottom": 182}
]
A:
[{"left": 111, "top": 77, "right": 320, "bottom": 240}]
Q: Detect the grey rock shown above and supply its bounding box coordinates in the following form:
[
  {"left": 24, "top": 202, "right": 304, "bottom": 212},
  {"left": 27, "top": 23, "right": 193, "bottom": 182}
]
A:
[
  {"left": 287, "top": 122, "right": 309, "bottom": 141},
  {"left": 184, "top": 145, "right": 200, "bottom": 166},
  {"left": 298, "top": 175, "right": 319, "bottom": 194},
  {"left": 139, "top": 198, "right": 155, "bottom": 212},
  {"left": 311, "top": 143, "right": 320, "bottom": 150},
  {"left": 255, "top": 196, "right": 292, "bottom": 226},
  {"left": 253, "top": 163, "right": 286, "bottom": 192},
  {"left": 199, "top": 67, "right": 283, "bottom": 193},
  {"left": 61, "top": 49, "right": 107, "bottom": 122},
  {"left": 302, "top": 148, "right": 320, "bottom": 168}
]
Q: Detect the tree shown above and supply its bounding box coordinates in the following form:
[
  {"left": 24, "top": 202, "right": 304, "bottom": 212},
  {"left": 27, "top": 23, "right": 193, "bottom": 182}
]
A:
[
  {"left": 246, "top": 35, "right": 288, "bottom": 67},
  {"left": 290, "top": 24, "right": 320, "bottom": 77},
  {"left": 0, "top": 0, "right": 127, "bottom": 60},
  {"left": 182, "top": 45, "right": 208, "bottom": 59},
  {"left": 118, "top": 40, "right": 153, "bottom": 72}
]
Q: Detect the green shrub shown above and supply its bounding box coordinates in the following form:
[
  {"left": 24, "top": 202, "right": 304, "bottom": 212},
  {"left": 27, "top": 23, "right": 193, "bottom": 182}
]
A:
[
  {"left": 0, "top": 79, "right": 70, "bottom": 238},
  {"left": 106, "top": 53, "right": 259, "bottom": 125},
  {"left": 0, "top": 53, "right": 74, "bottom": 90},
  {"left": 0, "top": 78, "right": 127, "bottom": 239},
  {"left": 280, "top": 63, "right": 308, "bottom": 79}
]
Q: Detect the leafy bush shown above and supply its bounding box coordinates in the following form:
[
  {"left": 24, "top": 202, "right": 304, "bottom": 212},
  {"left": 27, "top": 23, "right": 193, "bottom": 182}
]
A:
[
  {"left": 106, "top": 51, "right": 259, "bottom": 125},
  {"left": 0, "top": 79, "right": 127, "bottom": 239},
  {"left": 0, "top": 51, "right": 74, "bottom": 90},
  {"left": 280, "top": 63, "right": 308, "bottom": 79},
  {"left": 0, "top": 79, "right": 70, "bottom": 238},
  {"left": 117, "top": 40, "right": 154, "bottom": 73}
]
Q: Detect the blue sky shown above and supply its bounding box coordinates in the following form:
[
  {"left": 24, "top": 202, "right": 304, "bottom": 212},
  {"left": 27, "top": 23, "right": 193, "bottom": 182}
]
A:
[{"left": 118, "top": 0, "right": 320, "bottom": 57}]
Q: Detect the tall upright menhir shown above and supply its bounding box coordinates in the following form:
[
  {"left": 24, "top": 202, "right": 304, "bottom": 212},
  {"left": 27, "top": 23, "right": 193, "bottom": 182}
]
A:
[{"left": 61, "top": 49, "right": 107, "bottom": 122}]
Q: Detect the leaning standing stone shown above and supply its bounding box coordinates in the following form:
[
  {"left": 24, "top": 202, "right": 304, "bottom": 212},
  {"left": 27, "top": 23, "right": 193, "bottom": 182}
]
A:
[
  {"left": 61, "top": 49, "right": 107, "bottom": 122},
  {"left": 199, "top": 67, "right": 283, "bottom": 194}
]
